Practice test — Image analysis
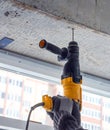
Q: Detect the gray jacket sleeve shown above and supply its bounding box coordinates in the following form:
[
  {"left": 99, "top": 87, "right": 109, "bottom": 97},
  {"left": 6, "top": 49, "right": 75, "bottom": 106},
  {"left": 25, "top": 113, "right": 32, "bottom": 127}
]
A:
[{"left": 53, "top": 111, "right": 85, "bottom": 130}]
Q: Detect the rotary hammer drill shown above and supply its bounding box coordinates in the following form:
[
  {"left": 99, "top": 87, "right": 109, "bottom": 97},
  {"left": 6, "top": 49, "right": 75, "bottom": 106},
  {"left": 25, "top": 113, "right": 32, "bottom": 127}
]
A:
[{"left": 39, "top": 39, "right": 82, "bottom": 111}]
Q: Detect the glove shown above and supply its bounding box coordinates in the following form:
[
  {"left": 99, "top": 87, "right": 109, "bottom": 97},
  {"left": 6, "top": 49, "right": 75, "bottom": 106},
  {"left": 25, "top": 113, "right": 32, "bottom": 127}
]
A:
[
  {"left": 47, "top": 95, "right": 81, "bottom": 130},
  {"left": 53, "top": 111, "right": 79, "bottom": 130},
  {"left": 47, "top": 95, "right": 73, "bottom": 120},
  {"left": 71, "top": 99, "right": 81, "bottom": 125}
]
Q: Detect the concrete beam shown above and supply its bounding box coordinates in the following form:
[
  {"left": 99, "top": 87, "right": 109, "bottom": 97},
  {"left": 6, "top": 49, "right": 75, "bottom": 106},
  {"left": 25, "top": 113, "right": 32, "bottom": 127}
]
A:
[{"left": 17, "top": 0, "right": 110, "bottom": 35}]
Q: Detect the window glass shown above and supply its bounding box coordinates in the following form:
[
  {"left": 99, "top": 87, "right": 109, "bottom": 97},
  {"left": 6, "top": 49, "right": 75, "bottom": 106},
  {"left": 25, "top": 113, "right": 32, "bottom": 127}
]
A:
[
  {"left": 0, "top": 69, "right": 110, "bottom": 129},
  {"left": 0, "top": 69, "right": 61, "bottom": 125}
]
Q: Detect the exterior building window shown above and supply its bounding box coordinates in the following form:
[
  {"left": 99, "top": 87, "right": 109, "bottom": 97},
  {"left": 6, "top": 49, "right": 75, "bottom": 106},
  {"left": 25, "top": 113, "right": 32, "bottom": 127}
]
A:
[
  {"left": 104, "top": 115, "right": 110, "bottom": 123},
  {"left": 0, "top": 76, "right": 1, "bottom": 82},
  {"left": 7, "top": 94, "right": 21, "bottom": 102},
  {"left": 8, "top": 79, "right": 23, "bottom": 87},
  {"left": 1, "top": 92, "right": 5, "bottom": 98},
  {"left": 0, "top": 108, "right": 3, "bottom": 114},
  {"left": 1, "top": 77, "right": 7, "bottom": 84},
  {"left": 24, "top": 86, "right": 32, "bottom": 93},
  {"left": 9, "top": 79, "right": 12, "bottom": 84},
  {"left": 18, "top": 96, "right": 21, "bottom": 102},
  {"left": 16, "top": 81, "right": 19, "bottom": 86},
  {"left": 82, "top": 93, "right": 101, "bottom": 105},
  {"left": 19, "top": 81, "right": 22, "bottom": 87},
  {"left": 0, "top": 69, "right": 110, "bottom": 129},
  {"left": 12, "top": 80, "right": 15, "bottom": 86},
  {"left": 23, "top": 101, "right": 30, "bottom": 107}
]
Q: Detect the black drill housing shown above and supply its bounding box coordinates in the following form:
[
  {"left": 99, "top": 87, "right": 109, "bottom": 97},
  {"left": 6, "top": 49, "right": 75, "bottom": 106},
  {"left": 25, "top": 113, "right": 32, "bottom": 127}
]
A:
[
  {"left": 61, "top": 41, "right": 82, "bottom": 83},
  {"left": 39, "top": 40, "right": 82, "bottom": 83}
]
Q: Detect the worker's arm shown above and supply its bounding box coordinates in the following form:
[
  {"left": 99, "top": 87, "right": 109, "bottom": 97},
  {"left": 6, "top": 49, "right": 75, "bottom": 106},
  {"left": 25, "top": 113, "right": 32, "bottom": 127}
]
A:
[
  {"left": 47, "top": 96, "right": 85, "bottom": 130},
  {"left": 53, "top": 111, "right": 84, "bottom": 130}
]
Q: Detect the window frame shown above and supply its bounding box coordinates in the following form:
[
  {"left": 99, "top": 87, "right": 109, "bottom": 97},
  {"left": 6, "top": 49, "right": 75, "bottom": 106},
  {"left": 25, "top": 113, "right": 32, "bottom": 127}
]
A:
[{"left": 0, "top": 49, "right": 110, "bottom": 97}]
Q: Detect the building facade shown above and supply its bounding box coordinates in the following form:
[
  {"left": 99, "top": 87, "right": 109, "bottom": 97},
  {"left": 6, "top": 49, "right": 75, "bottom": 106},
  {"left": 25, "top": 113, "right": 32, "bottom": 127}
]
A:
[{"left": 81, "top": 91, "right": 110, "bottom": 130}]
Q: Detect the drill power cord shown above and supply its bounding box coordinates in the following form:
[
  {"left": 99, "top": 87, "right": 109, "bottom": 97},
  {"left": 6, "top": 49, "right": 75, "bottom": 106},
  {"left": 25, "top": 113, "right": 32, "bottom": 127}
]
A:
[{"left": 25, "top": 102, "right": 44, "bottom": 130}]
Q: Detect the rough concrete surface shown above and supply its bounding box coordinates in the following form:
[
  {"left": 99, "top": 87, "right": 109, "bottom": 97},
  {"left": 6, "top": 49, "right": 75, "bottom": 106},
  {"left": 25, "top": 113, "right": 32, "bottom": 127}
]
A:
[
  {"left": 0, "top": 0, "right": 110, "bottom": 80},
  {"left": 17, "top": 0, "right": 110, "bottom": 35}
]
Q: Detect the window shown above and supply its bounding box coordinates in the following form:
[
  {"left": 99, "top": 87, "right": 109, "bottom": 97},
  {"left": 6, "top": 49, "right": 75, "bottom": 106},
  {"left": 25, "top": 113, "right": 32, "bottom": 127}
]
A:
[
  {"left": 0, "top": 77, "right": 7, "bottom": 84},
  {"left": 19, "top": 81, "right": 23, "bottom": 87},
  {"left": 0, "top": 108, "right": 3, "bottom": 114},
  {"left": 0, "top": 69, "right": 59, "bottom": 124},
  {"left": 104, "top": 115, "right": 110, "bottom": 123},
  {"left": 24, "top": 86, "right": 32, "bottom": 93},
  {"left": 0, "top": 68, "right": 110, "bottom": 129},
  {"left": 1, "top": 92, "right": 5, "bottom": 98},
  {"left": 81, "top": 122, "right": 100, "bottom": 130},
  {"left": 0, "top": 76, "right": 1, "bottom": 82}
]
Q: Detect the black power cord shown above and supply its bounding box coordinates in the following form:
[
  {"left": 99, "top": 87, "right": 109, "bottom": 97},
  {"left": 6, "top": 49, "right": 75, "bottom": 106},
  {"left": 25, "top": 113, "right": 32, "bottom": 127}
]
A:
[{"left": 25, "top": 102, "right": 44, "bottom": 130}]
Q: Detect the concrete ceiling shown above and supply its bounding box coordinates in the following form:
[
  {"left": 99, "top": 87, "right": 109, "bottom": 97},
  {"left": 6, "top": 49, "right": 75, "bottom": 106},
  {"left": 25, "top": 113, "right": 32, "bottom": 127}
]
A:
[
  {"left": 17, "top": 0, "right": 110, "bottom": 35},
  {"left": 0, "top": 0, "right": 110, "bottom": 80}
]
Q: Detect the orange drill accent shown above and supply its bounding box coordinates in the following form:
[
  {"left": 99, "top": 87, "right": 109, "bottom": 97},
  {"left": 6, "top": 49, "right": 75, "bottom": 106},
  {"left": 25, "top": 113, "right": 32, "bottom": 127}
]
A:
[
  {"left": 61, "top": 77, "right": 82, "bottom": 111},
  {"left": 39, "top": 40, "right": 46, "bottom": 48},
  {"left": 42, "top": 95, "right": 53, "bottom": 111}
]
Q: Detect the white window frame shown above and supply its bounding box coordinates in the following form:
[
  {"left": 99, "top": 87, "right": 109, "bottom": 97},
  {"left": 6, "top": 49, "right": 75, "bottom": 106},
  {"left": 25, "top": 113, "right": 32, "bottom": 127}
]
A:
[{"left": 0, "top": 49, "right": 109, "bottom": 97}]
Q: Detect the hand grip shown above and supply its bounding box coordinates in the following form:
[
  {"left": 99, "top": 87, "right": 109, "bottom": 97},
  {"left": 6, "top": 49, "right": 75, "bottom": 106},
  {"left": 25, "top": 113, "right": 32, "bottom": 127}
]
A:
[{"left": 39, "top": 39, "right": 62, "bottom": 55}]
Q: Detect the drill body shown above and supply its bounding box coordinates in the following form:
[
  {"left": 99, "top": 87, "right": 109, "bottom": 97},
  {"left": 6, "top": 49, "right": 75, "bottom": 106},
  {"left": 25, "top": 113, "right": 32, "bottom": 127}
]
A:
[
  {"left": 61, "top": 41, "right": 82, "bottom": 110},
  {"left": 39, "top": 40, "right": 82, "bottom": 111}
]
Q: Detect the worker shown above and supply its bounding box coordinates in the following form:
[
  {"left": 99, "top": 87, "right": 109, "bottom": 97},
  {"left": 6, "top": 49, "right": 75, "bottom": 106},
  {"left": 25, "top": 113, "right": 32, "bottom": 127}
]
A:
[{"left": 47, "top": 95, "right": 85, "bottom": 130}]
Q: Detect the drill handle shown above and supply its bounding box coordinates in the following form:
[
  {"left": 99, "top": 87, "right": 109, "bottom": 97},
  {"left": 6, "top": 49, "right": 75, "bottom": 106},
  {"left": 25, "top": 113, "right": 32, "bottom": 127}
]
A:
[
  {"left": 42, "top": 95, "right": 75, "bottom": 112},
  {"left": 39, "top": 39, "right": 62, "bottom": 55}
]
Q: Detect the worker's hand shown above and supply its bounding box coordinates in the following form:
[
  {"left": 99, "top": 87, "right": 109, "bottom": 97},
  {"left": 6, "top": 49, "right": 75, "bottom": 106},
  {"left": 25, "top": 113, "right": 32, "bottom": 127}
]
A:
[
  {"left": 53, "top": 111, "right": 80, "bottom": 130},
  {"left": 52, "top": 95, "right": 73, "bottom": 113},
  {"left": 47, "top": 95, "right": 81, "bottom": 125},
  {"left": 47, "top": 95, "right": 73, "bottom": 120},
  {"left": 71, "top": 99, "right": 81, "bottom": 125}
]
